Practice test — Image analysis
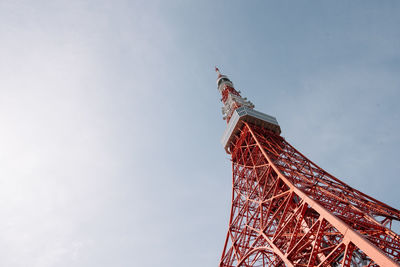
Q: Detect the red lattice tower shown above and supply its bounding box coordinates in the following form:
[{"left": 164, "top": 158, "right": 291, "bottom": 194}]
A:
[{"left": 215, "top": 67, "right": 400, "bottom": 267}]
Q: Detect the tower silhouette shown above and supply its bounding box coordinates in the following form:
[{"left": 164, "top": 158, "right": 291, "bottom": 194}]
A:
[{"left": 216, "top": 68, "right": 400, "bottom": 267}]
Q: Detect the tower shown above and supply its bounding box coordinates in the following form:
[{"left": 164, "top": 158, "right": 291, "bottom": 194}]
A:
[{"left": 216, "top": 67, "right": 400, "bottom": 266}]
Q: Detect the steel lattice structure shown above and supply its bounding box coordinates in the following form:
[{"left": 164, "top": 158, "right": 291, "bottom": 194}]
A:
[{"left": 215, "top": 68, "right": 400, "bottom": 267}]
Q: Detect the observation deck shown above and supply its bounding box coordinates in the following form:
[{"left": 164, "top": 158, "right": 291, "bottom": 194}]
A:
[{"left": 221, "top": 106, "right": 281, "bottom": 153}]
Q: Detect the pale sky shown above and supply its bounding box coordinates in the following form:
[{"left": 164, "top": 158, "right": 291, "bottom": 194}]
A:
[{"left": 0, "top": 1, "right": 399, "bottom": 266}]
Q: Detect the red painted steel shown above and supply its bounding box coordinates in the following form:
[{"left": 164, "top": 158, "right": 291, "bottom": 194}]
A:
[{"left": 216, "top": 69, "right": 400, "bottom": 266}]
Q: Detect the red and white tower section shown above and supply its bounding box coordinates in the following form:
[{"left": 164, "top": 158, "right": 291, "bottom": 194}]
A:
[{"left": 216, "top": 67, "right": 400, "bottom": 267}]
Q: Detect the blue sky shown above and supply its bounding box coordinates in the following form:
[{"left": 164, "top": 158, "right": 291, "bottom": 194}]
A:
[{"left": 0, "top": 1, "right": 399, "bottom": 266}]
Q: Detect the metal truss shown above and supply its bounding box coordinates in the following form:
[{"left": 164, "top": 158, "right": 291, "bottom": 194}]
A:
[{"left": 220, "top": 122, "right": 400, "bottom": 267}]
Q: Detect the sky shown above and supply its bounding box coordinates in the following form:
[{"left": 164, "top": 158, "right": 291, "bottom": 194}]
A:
[{"left": 0, "top": 1, "right": 399, "bottom": 266}]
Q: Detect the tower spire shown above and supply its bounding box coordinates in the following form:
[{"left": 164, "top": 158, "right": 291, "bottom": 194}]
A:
[
  {"left": 215, "top": 66, "right": 222, "bottom": 78},
  {"left": 215, "top": 67, "right": 255, "bottom": 122}
]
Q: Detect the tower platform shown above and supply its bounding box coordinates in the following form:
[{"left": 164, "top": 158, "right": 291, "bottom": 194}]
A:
[{"left": 221, "top": 106, "right": 281, "bottom": 153}]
